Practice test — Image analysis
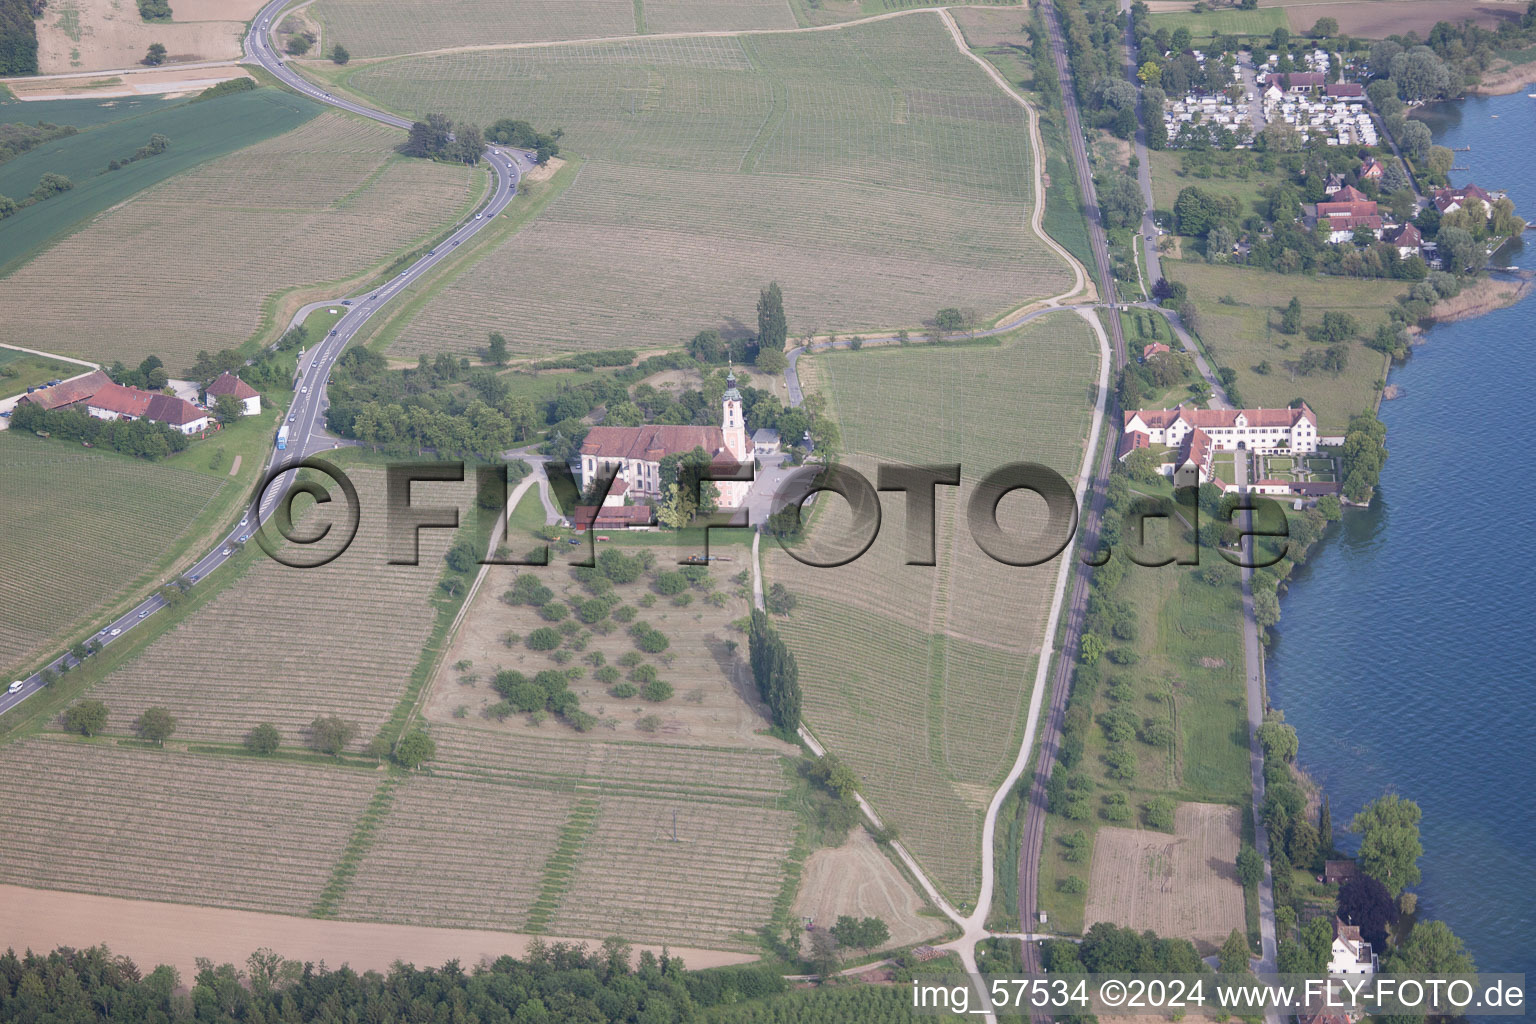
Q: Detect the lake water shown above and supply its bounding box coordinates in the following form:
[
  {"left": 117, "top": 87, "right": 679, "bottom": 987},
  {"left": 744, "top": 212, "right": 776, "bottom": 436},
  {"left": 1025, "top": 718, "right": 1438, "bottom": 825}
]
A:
[{"left": 1265, "top": 84, "right": 1536, "bottom": 995}]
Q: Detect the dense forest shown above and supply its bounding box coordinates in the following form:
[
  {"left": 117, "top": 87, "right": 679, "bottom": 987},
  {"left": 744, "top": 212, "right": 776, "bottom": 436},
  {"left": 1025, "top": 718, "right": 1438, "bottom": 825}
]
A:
[{"left": 0, "top": 0, "right": 39, "bottom": 76}]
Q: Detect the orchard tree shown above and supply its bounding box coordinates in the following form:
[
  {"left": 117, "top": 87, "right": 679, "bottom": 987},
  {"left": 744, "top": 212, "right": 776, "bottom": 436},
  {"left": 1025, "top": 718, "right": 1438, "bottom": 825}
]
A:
[
  {"left": 1236, "top": 845, "right": 1263, "bottom": 887},
  {"left": 331, "top": 43, "right": 350, "bottom": 64},
  {"left": 133, "top": 706, "right": 177, "bottom": 746},
  {"left": 245, "top": 722, "right": 281, "bottom": 754},
  {"left": 394, "top": 729, "right": 437, "bottom": 769},
  {"left": 143, "top": 43, "right": 167, "bottom": 65},
  {"left": 487, "top": 331, "right": 508, "bottom": 366},
  {"left": 309, "top": 714, "right": 358, "bottom": 756},
  {"left": 62, "top": 699, "right": 109, "bottom": 737}
]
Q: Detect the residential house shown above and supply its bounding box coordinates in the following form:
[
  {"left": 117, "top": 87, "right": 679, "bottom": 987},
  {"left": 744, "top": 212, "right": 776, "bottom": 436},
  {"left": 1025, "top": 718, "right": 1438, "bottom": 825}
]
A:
[
  {"left": 1329, "top": 917, "right": 1378, "bottom": 975},
  {"left": 205, "top": 372, "right": 261, "bottom": 416},
  {"left": 1326, "top": 82, "right": 1365, "bottom": 101},
  {"left": 1142, "top": 342, "right": 1172, "bottom": 360},
  {"left": 87, "top": 382, "right": 210, "bottom": 435},
  {"left": 1383, "top": 222, "right": 1422, "bottom": 257},
  {"left": 1323, "top": 172, "right": 1345, "bottom": 196},
  {"left": 1283, "top": 71, "right": 1326, "bottom": 95},
  {"left": 1432, "top": 183, "right": 1494, "bottom": 215},
  {"left": 1359, "top": 156, "right": 1385, "bottom": 180}
]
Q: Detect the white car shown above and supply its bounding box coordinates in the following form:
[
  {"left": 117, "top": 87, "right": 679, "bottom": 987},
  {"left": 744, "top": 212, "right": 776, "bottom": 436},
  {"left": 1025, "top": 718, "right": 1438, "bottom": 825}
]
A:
[
  {"left": 240, "top": 516, "right": 249, "bottom": 527},
  {"left": 109, "top": 628, "right": 121, "bottom": 637},
  {"left": 302, "top": 387, "right": 309, "bottom": 394},
  {"left": 223, "top": 547, "right": 233, "bottom": 556},
  {"left": 475, "top": 213, "right": 483, "bottom": 219},
  {"left": 138, "top": 610, "right": 148, "bottom": 619},
  {"left": 8, "top": 681, "right": 22, "bottom": 694}
]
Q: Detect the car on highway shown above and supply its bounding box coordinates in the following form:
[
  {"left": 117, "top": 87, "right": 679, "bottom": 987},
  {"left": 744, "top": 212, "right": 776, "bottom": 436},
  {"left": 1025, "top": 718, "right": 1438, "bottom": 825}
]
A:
[
  {"left": 138, "top": 610, "right": 148, "bottom": 619},
  {"left": 330, "top": 329, "right": 338, "bottom": 336},
  {"left": 109, "top": 628, "right": 120, "bottom": 637},
  {"left": 399, "top": 271, "right": 408, "bottom": 277},
  {"left": 188, "top": 574, "right": 200, "bottom": 583},
  {"left": 427, "top": 250, "right": 435, "bottom": 256},
  {"left": 341, "top": 300, "right": 352, "bottom": 306},
  {"left": 239, "top": 535, "right": 250, "bottom": 543},
  {"left": 475, "top": 213, "right": 483, "bottom": 219},
  {"left": 288, "top": 413, "right": 295, "bottom": 422},
  {"left": 223, "top": 547, "right": 233, "bottom": 556},
  {"left": 9, "top": 681, "right": 23, "bottom": 694},
  {"left": 240, "top": 515, "right": 249, "bottom": 527},
  {"left": 301, "top": 386, "right": 309, "bottom": 394}
]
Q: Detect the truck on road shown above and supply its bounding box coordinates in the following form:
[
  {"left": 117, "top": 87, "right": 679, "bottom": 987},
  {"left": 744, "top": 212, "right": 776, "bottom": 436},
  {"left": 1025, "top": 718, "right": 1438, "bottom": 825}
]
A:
[{"left": 277, "top": 425, "right": 289, "bottom": 450}]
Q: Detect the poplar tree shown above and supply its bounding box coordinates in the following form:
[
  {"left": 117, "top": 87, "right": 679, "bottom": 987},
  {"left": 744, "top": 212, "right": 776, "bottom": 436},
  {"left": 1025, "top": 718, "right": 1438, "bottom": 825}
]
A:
[{"left": 756, "top": 282, "right": 787, "bottom": 355}]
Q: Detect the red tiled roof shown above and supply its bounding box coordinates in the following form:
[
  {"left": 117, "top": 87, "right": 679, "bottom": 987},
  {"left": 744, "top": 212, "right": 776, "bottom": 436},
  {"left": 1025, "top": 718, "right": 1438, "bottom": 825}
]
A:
[
  {"left": 1143, "top": 342, "right": 1172, "bottom": 360},
  {"left": 1328, "top": 214, "right": 1384, "bottom": 232},
  {"left": 1117, "top": 430, "right": 1150, "bottom": 459},
  {"left": 1332, "top": 184, "right": 1369, "bottom": 203},
  {"left": 573, "top": 504, "right": 655, "bottom": 530},
  {"left": 1328, "top": 83, "right": 1365, "bottom": 98},
  {"left": 581, "top": 424, "right": 728, "bottom": 462},
  {"left": 87, "top": 382, "right": 154, "bottom": 418},
  {"left": 1181, "top": 427, "right": 1212, "bottom": 472},
  {"left": 1125, "top": 404, "right": 1316, "bottom": 431},
  {"left": 17, "top": 369, "right": 111, "bottom": 411},
  {"left": 1285, "top": 72, "right": 1325, "bottom": 88},
  {"left": 88, "top": 382, "right": 205, "bottom": 426},
  {"left": 206, "top": 372, "right": 258, "bottom": 401},
  {"left": 1318, "top": 200, "right": 1378, "bottom": 220}
]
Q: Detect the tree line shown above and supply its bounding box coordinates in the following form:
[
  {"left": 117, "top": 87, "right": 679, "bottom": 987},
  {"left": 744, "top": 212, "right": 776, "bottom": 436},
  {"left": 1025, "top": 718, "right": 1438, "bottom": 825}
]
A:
[
  {"left": 404, "top": 114, "right": 562, "bottom": 165},
  {"left": 0, "top": 939, "right": 795, "bottom": 1022},
  {"left": 10, "top": 401, "right": 191, "bottom": 459},
  {"left": 747, "top": 610, "right": 801, "bottom": 735},
  {"left": 0, "top": 0, "right": 38, "bottom": 75}
]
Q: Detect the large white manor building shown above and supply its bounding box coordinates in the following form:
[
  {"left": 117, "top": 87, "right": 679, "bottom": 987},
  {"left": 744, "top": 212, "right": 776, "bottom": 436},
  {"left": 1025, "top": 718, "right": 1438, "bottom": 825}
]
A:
[
  {"left": 1119, "top": 404, "right": 1321, "bottom": 491},
  {"left": 578, "top": 371, "right": 753, "bottom": 511}
]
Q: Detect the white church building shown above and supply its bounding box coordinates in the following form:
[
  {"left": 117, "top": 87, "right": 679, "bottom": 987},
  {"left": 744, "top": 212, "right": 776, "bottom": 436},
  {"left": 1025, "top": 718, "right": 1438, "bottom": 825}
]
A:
[{"left": 578, "top": 371, "right": 753, "bottom": 510}]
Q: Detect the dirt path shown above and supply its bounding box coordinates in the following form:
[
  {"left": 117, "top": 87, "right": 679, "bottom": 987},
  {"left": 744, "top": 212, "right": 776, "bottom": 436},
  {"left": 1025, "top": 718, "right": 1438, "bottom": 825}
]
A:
[
  {"left": 0, "top": 885, "right": 757, "bottom": 979},
  {"left": 228, "top": 454, "right": 242, "bottom": 476}
]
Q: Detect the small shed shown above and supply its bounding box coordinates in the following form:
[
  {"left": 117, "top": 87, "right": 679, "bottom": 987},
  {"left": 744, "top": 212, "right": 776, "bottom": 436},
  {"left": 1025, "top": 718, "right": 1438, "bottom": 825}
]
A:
[{"left": 751, "top": 428, "right": 781, "bottom": 455}]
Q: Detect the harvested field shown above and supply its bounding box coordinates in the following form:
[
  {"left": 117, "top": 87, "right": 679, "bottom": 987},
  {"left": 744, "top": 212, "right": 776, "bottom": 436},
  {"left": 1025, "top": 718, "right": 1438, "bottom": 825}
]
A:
[
  {"left": 642, "top": 0, "right": 796, "bottom": 33},
  {"left": 1280, "top": 0, "right": 1523, "bottom": 37},
  {"left": 1083, "top": 802, "right": 1245, "bottom": 954},
  {"left": 308, "top": 0, "right": 636, "bottom": 58},
  {"left": 35, "top": 0, "right": 249, "bottom": 73},
  {"left": 0, "top": 113, "right": 481, "bottom": 369},
  {"left": 4, "top": 67, "right": 253, "bottom": 100},
  {"left": 89, "top": 468, "right": 475, "bottom": 750},
  {"left": 343, "top": 15, "right": 1074, "bottom": 359},
  {"left": 0, "top": 431, "right": 226, "bottom": 674},
  {"left": 765, "top": 315, "right": 1101, "bottom": 899},
  {"left": 0, "top": 738, "right": 377, "bottom": 914},
  {"left": 952, "top": 5, "right": 1036, "bottom": 47},
  {"left": 0, "top": 884, "right": 756, "bottom": 984},
  {"left": 791, "top": 827, "right": 946, "bottom": 951}
]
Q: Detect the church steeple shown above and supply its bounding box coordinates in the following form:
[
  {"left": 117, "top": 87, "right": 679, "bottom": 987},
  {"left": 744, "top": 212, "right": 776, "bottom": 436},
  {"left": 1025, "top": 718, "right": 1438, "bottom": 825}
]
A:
[{"left": 721, "top": 363, "right": 746, "bottom": 460}]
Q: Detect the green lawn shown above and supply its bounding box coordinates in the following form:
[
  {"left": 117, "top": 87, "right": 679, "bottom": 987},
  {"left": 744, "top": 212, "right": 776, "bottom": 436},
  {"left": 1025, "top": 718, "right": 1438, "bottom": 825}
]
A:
[
  {"left": 0, "top": 347, "right": 84, "bottom": 398},
  {"left": 1147, "top": 7, "right": 1288, "bottom": 38},
  {"left": 1147, "top": 150, "right": 1271, "bottom": 220},
  {"left": 1164, "top": 261, "right": 1400, "bottom": 433},
  {"left": 0, "top": 88, "right": 322, "bottom": 277}
]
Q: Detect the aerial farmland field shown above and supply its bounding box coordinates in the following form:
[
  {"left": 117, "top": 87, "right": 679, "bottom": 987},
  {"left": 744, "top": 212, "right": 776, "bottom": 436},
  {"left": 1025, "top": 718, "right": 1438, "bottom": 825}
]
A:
[
  {"left": 87, "top": 467, "right": 475, "bottom": 750},
  {"left": 307, "top": 0, "right": 637, "bottom": 57},
  {"left": 0, "top": 738, "right": 378, "bottom": 913},
  {"left": 0, "top": 431, "right": 229, "bottom": 676},
  {"left": 339, "top": 15, "right": 1076, "bottom": 359},
  {"left": 765, "top": 314, "right": 1103, "bottom": 900},
  {"left": 0, "top": 111, "right": 484, "bottom": 370}
]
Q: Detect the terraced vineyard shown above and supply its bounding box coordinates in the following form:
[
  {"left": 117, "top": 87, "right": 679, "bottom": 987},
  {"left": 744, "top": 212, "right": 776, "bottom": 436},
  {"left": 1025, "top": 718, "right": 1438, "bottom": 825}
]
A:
[
  {"left": 90, "top": 469, "right": 474, "bottom": 750},
  {"left": 0, "top": 433, "right": 227, "bottom": 675},
  {"left": 765, "top": 315, "right": 1101, "bottom": 899},
  {"left": 546, "top": 794, "right": 796, "bottom": 949},
  {"left": 309, "top": 0, "right": 636, "bottom": 57},
  {"left": 336, "top": 775, "right": 570, "bottom": 929},
  {"left": 341, "top": 16, "right": 1074, "bottom": 358},
  {"left": 0, "top": 738, "right": 376, "bottom": 913},
  {"left": 333, "top": 725, "right": 797, "bottom": 948},
  {"left": 0, "top": 114, "right": 483, "bottom": 370}
]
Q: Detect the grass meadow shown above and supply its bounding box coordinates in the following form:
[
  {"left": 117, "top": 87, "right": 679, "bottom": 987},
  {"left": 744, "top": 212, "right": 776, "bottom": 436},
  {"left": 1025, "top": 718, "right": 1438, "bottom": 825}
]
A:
[
  {"left": 0, "top": 88, "right": 321, "bottom": 278},
  {"left": 0, "top": 430, "right": 229, "bottom": 676},
  {"left": 1145, "top": 6, "right": 1288, "bottom": 38},
  {"left": 1164, "top": 261, "right": 1399, "bottom": 432},
  {"left": 308, "top": 0, "right": 796, "bottom": 56},
  {"left": 0, "top": 112, "right": 484, "bottom": 371},
  {"left": 0, "top": 347, "right": 83, "bottom": 396},
  {"left": 337, "top": 15, "right": 1076, "bottom": 359},
  {"left": 764, "top": 315, "right": 1101, "bottom": 901}
]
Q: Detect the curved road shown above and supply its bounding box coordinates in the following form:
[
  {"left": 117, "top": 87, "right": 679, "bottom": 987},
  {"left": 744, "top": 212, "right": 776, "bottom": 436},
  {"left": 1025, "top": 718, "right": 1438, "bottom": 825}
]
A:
[{"left": 1, "top": 0, "right": 534, "bottom": 716}]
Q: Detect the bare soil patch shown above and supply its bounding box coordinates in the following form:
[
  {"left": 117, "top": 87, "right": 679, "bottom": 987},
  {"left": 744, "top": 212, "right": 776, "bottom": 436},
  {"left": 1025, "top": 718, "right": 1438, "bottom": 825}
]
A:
[
  {"left": 790, "top": 828, "right": 946, "bottom": 953},
  {"left": 6, "top": 66, "right": 250, "bottom": 100},
  {"left": 35, "top": 0, "right": 249, "bottom": 74},
  {"left": 0, "top": 884, "right": 756, "bottom": 978},
  {"left": 1083, "top": 802, "right": 1245, "bottom": 954},
  {"left": 951, "top": 6, "right": 1032, "bottom": 48}
]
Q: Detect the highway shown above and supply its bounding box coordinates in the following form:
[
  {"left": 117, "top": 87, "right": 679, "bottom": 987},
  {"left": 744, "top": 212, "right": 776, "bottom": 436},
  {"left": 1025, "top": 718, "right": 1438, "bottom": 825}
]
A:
[{"left": 0, "top": 0, "right": 533, "bottom": 717}]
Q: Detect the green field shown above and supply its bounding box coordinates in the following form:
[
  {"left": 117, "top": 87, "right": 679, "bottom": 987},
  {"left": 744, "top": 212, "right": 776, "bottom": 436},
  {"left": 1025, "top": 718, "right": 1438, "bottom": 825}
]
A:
[
  {"left": 308, "top": 0, "right": 797, "bottom": 56},
  {"left": 1164, "top": 261, "right": 1399, "bottom": 432},
  {"left": 0, "top": 430, "right": 231, "bottom": 676},
  {"left": 0, "top": 88, "right": 322, "bottom": 277},
  {"left": 765, "top": 314, "right": 1102, "bottom": 901},
  {"left": 337, "top": 14, "right": 1075, "bottom": 360},
  {"left": 1147, "top": 6, "right": 1289, "bottom": 38},
  {"left": 0, "top": 93, "right": 183, "bottom": 130},
  {"left": 0, "top": 347, "right": 85, "bottom": 397}
]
